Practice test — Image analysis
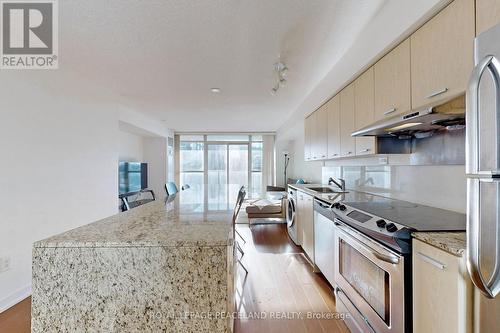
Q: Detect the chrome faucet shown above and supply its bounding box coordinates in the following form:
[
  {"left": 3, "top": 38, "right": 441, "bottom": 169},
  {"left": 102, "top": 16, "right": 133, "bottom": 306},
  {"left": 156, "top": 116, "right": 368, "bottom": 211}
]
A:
[{"left": 328, "top": 177, "right": 346, "bottom": 191}]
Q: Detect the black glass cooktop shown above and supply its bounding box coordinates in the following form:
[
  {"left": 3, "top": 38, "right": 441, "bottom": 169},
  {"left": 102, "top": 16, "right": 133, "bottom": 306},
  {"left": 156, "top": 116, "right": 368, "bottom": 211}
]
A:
[{"left": 326, "top": 191, "right": 466, "bottom": 231}]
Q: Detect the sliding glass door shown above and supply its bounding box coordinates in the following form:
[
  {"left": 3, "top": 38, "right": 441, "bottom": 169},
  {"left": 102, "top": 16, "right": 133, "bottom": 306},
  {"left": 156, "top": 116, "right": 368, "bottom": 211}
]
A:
[
  {"left": 207, "top": 143, "right": 248, "bottom": 208},
  {"left": 228, "top": 144, "right": 248, "bottom": 205},
  {"left": 207, "top": 144, "right": 228, "bottom": 209},
  {"left": 180, "top": 135, "right": 265, "bottom": 208},
  {"left": 179, "top": 140, "right": 204, "bottom": 204}
]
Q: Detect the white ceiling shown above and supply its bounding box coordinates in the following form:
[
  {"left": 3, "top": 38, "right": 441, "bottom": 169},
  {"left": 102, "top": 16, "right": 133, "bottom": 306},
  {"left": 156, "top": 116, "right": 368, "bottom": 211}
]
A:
[{"left": 59, "top": 0, "right": 386, "bottom": 132}]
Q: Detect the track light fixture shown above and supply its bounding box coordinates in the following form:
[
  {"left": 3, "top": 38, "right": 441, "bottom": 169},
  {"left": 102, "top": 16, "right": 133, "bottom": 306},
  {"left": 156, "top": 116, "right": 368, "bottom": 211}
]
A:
[{"left": 270, "top": 61, "right": 288, "bottom": 95}]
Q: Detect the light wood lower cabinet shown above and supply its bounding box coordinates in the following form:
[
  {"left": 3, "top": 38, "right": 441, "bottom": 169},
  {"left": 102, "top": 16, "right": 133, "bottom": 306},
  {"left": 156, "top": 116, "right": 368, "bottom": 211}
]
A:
[
  {"left": 412, "top": 239, "right": 472, "bottom": 333},
  {"left": 340, "top": 83, "right": 356, "bottom": 157},
  {"left": 354, "top": 68, "right": 376, "bottom": 156},
  {"left": 476, "top": 0, "right": 500, "bottom": 35},
  {"left": 297, "top": 191, "right": 314, "bottom": 265},
  {"left": 410, "top": 0, "right": 475, "bottom": 109}
]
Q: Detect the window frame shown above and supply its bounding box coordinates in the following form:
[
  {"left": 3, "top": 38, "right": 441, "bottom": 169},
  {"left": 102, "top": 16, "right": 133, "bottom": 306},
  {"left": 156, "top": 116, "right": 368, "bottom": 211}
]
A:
[{"left": 179, "top": 134, "right": 265, "bottom": 200}]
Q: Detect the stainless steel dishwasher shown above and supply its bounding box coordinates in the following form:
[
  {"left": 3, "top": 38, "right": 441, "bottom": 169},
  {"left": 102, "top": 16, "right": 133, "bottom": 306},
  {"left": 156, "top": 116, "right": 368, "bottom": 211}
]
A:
[{"left": 313, "top": 198, "right": 336, "bottom": 286}]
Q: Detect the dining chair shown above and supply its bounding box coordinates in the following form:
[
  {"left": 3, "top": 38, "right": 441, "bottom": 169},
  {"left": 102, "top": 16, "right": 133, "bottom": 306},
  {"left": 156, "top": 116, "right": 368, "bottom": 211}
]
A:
[{"left": 165, "top": 182, "right": 179, "bottom": 196}]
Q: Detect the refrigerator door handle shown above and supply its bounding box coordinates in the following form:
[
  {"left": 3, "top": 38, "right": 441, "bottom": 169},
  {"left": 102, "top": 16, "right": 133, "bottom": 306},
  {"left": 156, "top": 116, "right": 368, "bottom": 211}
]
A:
[
  {"left": 466, "top": 55, "right": 500, "bottom": 175},
  {"left": 467, "top": 179, "right": 500, "bottom": 298}
]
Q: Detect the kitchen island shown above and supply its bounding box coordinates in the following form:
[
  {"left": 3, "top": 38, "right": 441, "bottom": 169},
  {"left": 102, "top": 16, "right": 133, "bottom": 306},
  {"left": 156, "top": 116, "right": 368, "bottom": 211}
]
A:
[{"left": 32, "top": 191, "right": 235, "bottom": 333}]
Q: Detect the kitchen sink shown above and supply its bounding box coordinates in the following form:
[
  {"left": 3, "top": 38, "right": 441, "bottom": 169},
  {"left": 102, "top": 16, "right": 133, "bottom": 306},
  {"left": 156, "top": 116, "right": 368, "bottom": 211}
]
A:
[
  {"left": 307, "top": 186, "right": 349, "bottom": 194},
  {"left": 308, "top": 187, "right": 336, "bottom": 193}
]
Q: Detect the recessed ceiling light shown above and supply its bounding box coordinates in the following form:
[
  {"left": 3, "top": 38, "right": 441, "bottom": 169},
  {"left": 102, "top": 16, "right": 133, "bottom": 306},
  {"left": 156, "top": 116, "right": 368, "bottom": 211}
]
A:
[{"left": 211, "top": 88, "right": 221, "bottom": 93}]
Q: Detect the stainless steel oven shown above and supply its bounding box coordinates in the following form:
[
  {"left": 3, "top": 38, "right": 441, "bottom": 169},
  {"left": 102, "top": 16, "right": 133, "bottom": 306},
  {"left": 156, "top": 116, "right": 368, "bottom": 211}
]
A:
[{"left": 334, "top": 218, "right": 408, "bottom": 333}]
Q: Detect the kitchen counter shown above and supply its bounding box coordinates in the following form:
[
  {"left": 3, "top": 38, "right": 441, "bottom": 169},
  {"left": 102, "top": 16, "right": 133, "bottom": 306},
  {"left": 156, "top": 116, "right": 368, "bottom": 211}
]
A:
[
  {"left": 289, "top": 183, "right": 346, "bottom": 203},
  {"left": 412, "top": 232, "right": 466, "bottom": 257},
  {"left": 290, "top": 184, "right": 466, "bottom": 257},
  {"left": 32, "top": 190, "right": 235, "bottom": 333}
]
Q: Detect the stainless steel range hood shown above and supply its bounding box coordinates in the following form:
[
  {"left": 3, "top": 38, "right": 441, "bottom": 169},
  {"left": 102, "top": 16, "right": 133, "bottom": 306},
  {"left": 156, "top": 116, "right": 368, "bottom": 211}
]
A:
[{"left": 352, "top": 95, "right": 465, "bottom": 137}]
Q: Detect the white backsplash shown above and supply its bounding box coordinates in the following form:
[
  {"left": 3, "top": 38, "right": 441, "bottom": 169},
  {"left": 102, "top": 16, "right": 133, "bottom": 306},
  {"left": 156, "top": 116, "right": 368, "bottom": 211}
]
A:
[{"left": 322, "top": 164, "right": 466, "bottom": 213}]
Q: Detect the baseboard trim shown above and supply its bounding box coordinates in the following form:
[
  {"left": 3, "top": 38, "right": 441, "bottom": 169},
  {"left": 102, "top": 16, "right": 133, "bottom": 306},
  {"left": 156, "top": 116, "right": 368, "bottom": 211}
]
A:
[{"left": 0, "top": 285, "right": 31, "bottom": 313}]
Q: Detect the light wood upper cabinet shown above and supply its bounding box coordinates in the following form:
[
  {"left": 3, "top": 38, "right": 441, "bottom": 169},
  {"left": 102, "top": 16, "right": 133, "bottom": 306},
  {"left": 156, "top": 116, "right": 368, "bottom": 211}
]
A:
[
  {"left": 354, "top": 68, "right": 376, "bottom": 156},
  {"left": 340, "top": 83, "right": 356, "bottom": 157},
  {"left": 476, "top": 0, "right": 500, "bottom": 35},
  {"left": 315, "top": 106, "right": 328, "bottom": 160},
  {"left": 411, "top": 0, "right": 475, "bottom": 109},
  {"left": 327, "top": 95, "right": 341, "bottom": 159},
  {"left": 310, "top": 110, "right": 319, "bottom": 160},
  {"left": 304, "top": 115, "right": 312, "bottom": 161},
  {"left": 309, "top": 111, "right": 318, "bottom": 160},
  {"left": 374, "top": 38, "right": 411, "bottom": 120},
  {"left": 413, "top": 239, "right": 472, "bottom": 333},
  {"left": 306, "top": 105, "right": 328, "bottom": 161}
]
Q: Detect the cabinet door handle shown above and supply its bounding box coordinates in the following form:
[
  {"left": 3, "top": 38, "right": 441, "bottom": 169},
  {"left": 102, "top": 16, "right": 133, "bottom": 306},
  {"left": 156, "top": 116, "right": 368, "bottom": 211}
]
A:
[
  {"left": 360, "top": 148, "right": 370, "bottom": 153},
  {"left": 426, "top": 88, "right": 448, "bottom": 99},
  {"left": 383, "top": 107, "right": 397, "bottom": 115},
  {"left": 416, "top": 252, "right": 446, "bottom": 270}
]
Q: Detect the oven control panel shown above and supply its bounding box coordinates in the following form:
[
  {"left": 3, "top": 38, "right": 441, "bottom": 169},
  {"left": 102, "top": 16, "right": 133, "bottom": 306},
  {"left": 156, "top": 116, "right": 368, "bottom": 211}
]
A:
[{"left": 332, "top": 202, "right": 407, "bottom": 236}]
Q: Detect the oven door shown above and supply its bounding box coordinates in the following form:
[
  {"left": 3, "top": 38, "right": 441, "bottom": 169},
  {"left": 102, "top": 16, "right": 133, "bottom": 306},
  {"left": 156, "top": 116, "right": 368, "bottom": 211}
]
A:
[{"left": 334, "top": 219, "right": 406, "bottom": 333}]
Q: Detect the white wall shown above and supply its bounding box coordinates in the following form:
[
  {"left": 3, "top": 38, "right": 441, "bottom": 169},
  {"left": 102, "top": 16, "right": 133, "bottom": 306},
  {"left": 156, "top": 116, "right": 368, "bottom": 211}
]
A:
[
  {"left": 0, "top": 72, "right": 171, "bottom": 312},
  {"left": 0, "top": 75, "right": 119, "bottom": 311},
  {"left": 117, "top": 120, "right": 173, "bottom": 200},
  {"left": 275, "top": 119, "right": 323, "bottom": 186},
  {"left": 143, "top": 137, "right": 168, "bottom": 199},
  {"left": 118, "top": 131, "right": 144, "bottom": 162}
]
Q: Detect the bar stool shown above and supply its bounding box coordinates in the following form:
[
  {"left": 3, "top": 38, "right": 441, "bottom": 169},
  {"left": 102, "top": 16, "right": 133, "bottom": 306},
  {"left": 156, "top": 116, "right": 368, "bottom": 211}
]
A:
[{"left": 233, "top": 186, "right": 248, "bottom": 275}]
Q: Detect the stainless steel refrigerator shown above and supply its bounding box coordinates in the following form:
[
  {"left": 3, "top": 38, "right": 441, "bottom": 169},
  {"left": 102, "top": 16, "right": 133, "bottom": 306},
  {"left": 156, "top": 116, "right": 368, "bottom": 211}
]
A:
[{"left": 466, "top": 22, "right": 500, "bottom": 332}]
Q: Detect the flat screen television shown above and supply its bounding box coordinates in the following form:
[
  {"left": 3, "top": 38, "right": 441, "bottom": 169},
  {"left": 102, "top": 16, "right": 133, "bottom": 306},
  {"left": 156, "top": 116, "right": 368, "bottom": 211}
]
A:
[{"left": 119, "top": 162, "right": 148, "bottom": 195}]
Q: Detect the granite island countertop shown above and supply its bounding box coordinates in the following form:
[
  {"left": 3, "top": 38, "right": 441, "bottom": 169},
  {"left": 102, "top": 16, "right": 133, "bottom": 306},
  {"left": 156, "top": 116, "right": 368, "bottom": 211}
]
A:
[
  {"left": 34, "top": 192, "right": 234, "bottom": 248},
  {"left": 32, "top": 189, "right": 236, "bottom": 332}
]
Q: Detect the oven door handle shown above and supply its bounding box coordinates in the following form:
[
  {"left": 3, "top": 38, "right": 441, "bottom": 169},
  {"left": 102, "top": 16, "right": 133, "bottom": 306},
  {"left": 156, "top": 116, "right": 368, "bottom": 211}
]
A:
[
  {"left": 335, "top": 222, "right": 400, "bottom": 265},
  {"left": 335, "top": 287, "right": 377, "bottom": 333}
]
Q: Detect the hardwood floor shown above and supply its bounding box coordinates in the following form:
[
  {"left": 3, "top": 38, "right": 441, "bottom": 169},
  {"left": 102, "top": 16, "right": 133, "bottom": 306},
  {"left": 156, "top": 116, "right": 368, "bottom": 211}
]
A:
[
  {"left": 0, "top": 224, "right": 348, "bottom": 333},
  {"left": 0, "top": 297, "right": 31, "bottom": 333},
  {"left": 234, "top": 223, "right": 350, "bottom": 333}
]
